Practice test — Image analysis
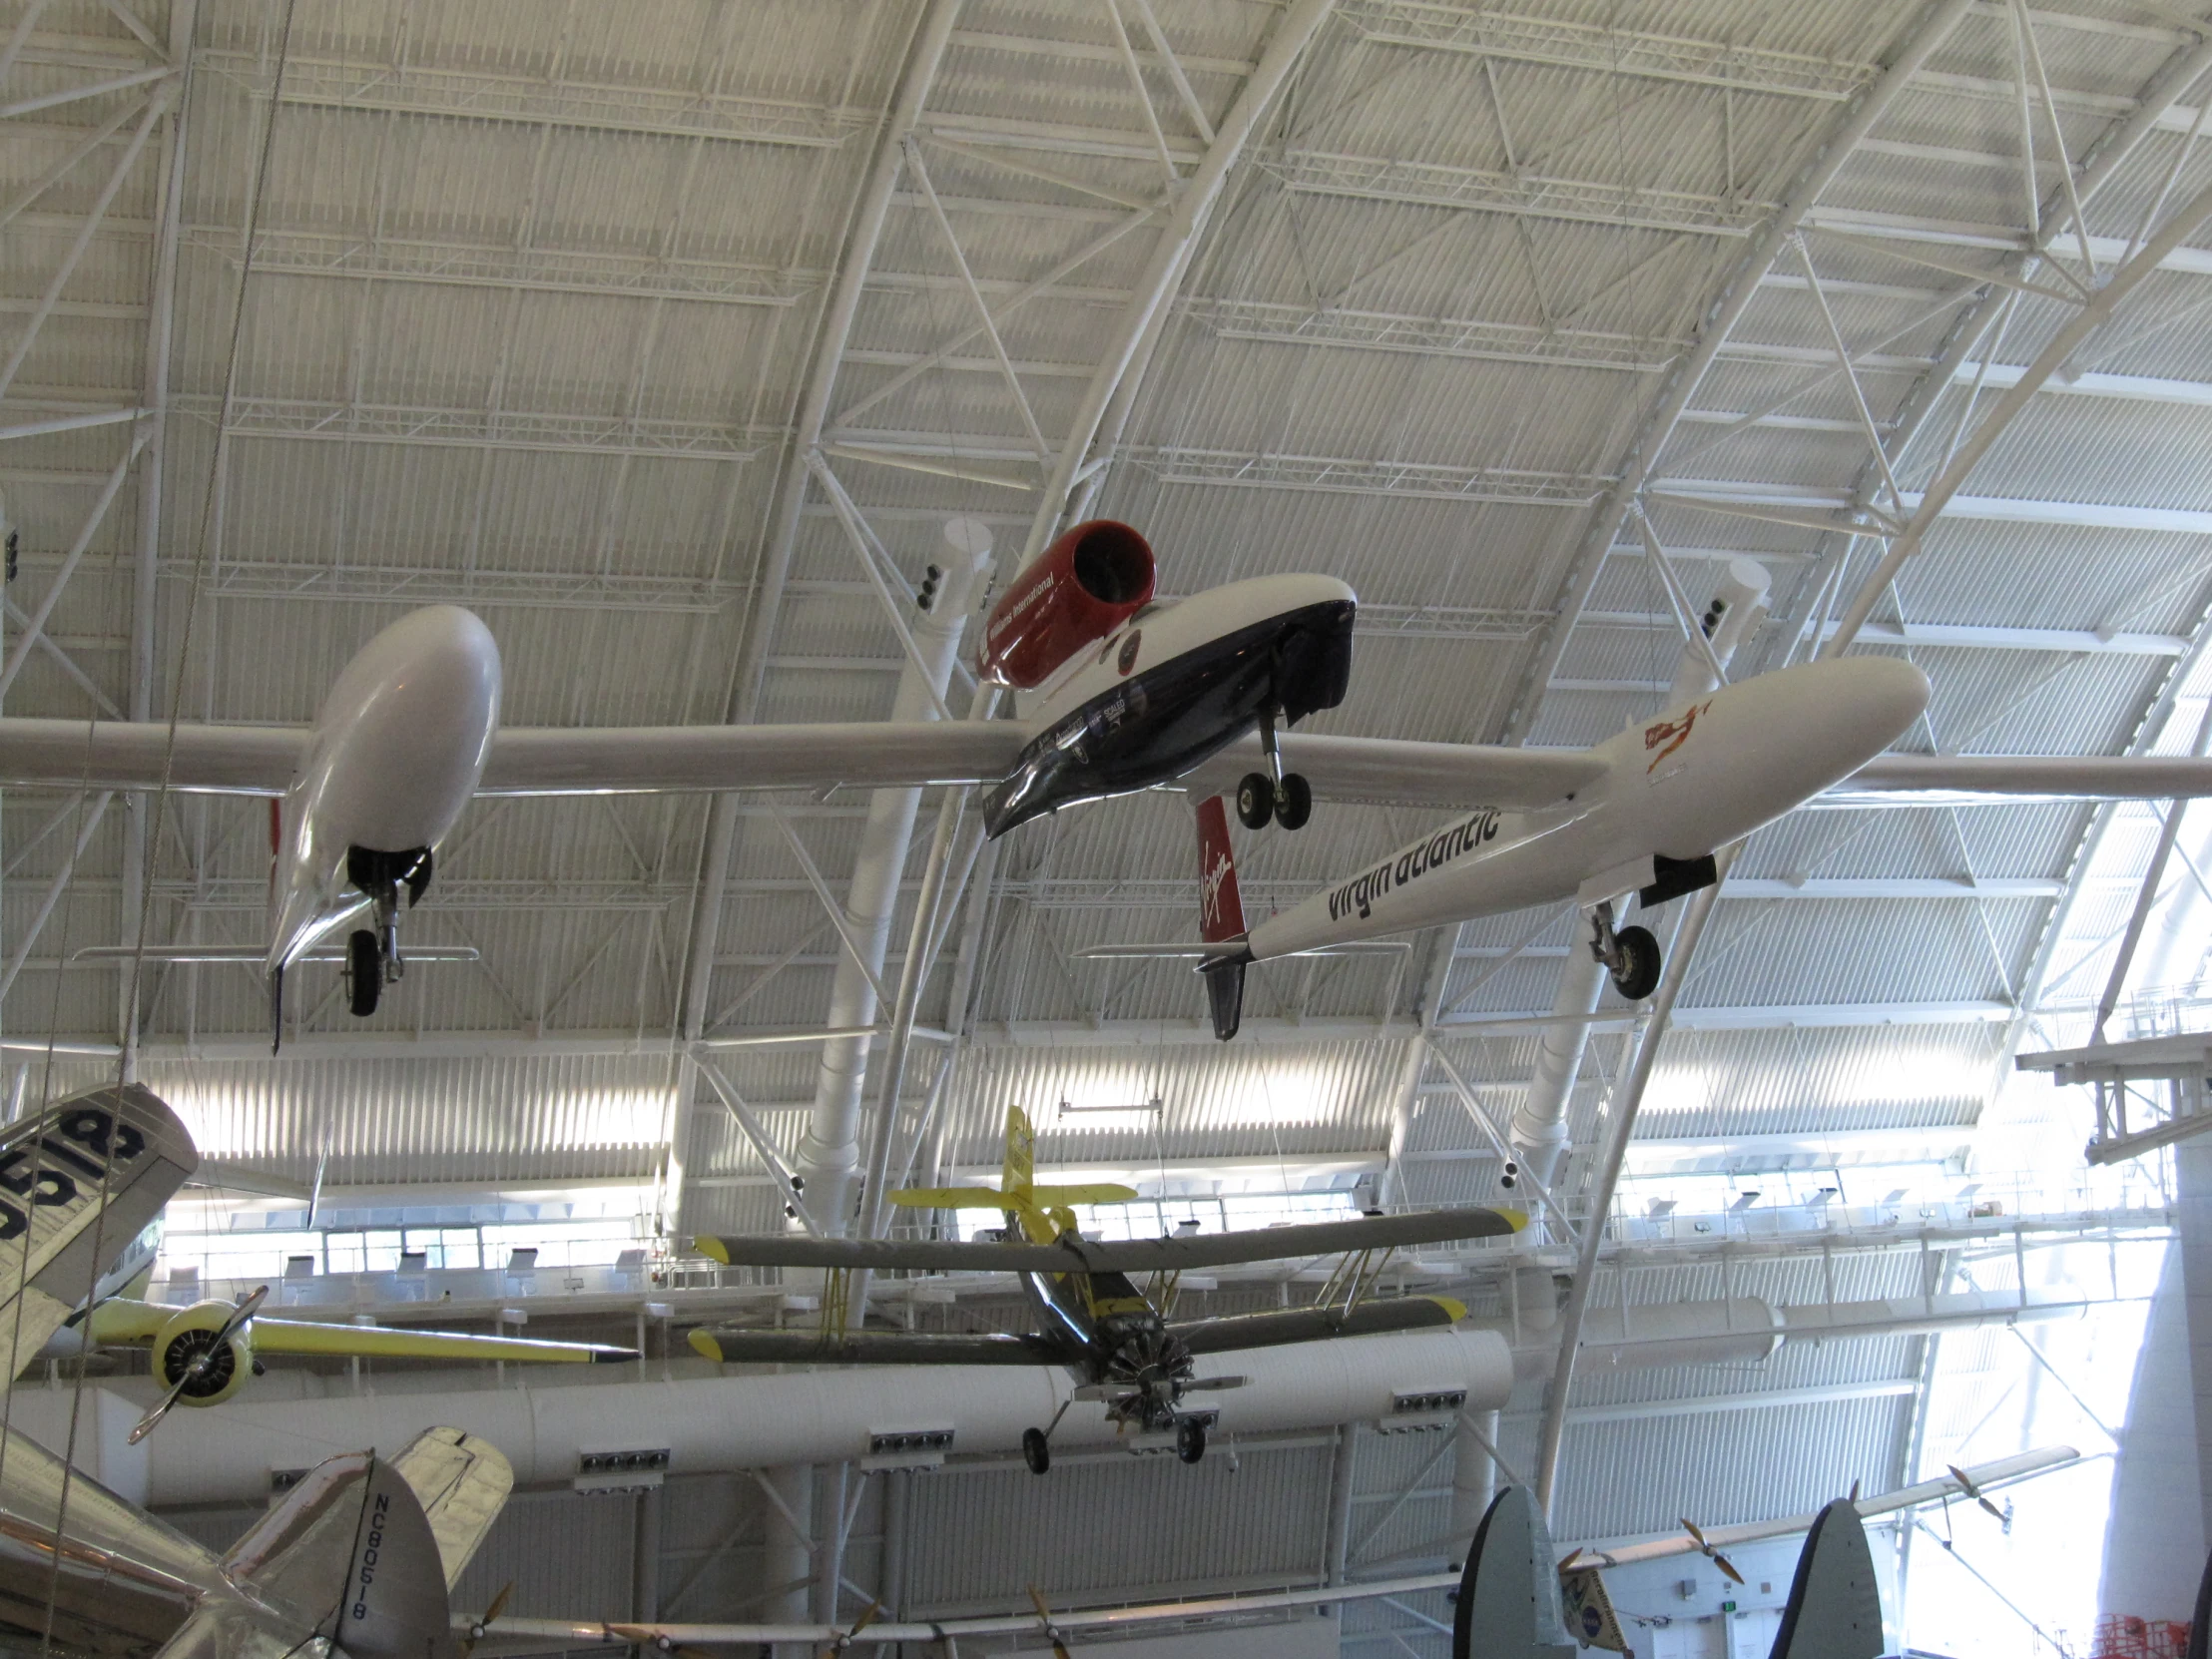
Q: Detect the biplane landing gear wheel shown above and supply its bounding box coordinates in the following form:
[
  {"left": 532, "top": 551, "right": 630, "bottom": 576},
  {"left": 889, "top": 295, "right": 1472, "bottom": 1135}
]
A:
[
  {"left": 1608, "top": 924, "right": 1662, "bottom": 1000},
  {"left": 1273, "top": 774, "right": 1312, "bottom": 831},
  {"left": 346, "top": 929, "right": 382, "bottom": 1017},
  {"left": 1175, "top": 1418, "right": 1207, "bottom": 1464},
  {"left": 1021, "top": 1426, "right": 1051, "bottom": 1476},
  {"left": 1236, "top": 773, "right": 1275, "bottom": 830}
]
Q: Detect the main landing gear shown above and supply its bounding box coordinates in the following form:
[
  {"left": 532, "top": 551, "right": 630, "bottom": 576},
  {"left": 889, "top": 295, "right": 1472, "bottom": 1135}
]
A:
[
  {"left": 1589, "top": 900, "right": 1662, "bottom": 1001},
  {"left": 1237, "top": 710, "right": 1312, "bottom": 832},
  {"left": 344, "top": 845, "right": 433, "bottom": 1017},
  {"left": 1018, "top": 1403, "right": 1209, "bottom": 1473}
]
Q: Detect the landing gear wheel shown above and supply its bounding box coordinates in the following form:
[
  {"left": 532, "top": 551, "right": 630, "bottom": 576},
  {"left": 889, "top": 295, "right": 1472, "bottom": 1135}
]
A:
[
  {"left": 1021, "top": 1426, "right": 1051, "bottom": 1476},
  {"left": 1273, "top": 774, "right": 1313, "bottom": 831},
  {"left": 347, "top": 929, "right": 382, "bottom": 1017},
  {"left": 1175, "top": 1418, "right": 1207, "bottom": 1464},
  {"left": 1235, "top": 773, "right": 1275, "bottom": 830},
  {"left": 1609, "top": 924, "right": 1662, "bottom": 1000}
]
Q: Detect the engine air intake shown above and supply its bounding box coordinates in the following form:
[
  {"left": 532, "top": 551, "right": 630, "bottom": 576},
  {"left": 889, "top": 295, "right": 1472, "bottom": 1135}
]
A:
[{"left": 977, "top": 520, "right": 1156, "bottom": 690}]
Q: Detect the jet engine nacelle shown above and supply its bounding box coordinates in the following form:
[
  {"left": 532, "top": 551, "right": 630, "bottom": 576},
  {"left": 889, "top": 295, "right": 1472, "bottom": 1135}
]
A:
[
  {"left": 977, "top": 520, "right": 1154, "bottom": 690},
  {"left": 153, "top": 1300, "right": 254, "bottom": 1407}
]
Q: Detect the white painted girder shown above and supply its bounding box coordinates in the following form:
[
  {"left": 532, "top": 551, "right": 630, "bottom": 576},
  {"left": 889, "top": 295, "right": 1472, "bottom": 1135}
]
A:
[
  {"left": 186, "top": 397, "right": 779, "bottom": 460},
  {"left": 198, "top": 229, "right": 816, "bottom": 307},
  {"left": 195, "top": 52, "right": 871, "bottom": 147}
]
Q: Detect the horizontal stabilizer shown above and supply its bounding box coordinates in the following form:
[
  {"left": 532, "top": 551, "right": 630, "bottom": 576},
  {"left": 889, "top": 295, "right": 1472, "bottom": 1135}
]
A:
[
  {"left": 693, "top": 1206, "right": 1522, "bottom": 1276},
  {"left": 390, "top": 1427, "right": 515, "bottom": 1591},
  {"left": 690, "top": 1328, "right": 1068, "bottom": 1367},
  {"left": 1172, "top": 1295, "right": 1465, "bottom": 1355},
  {"left": 886, "top": 1186, "right": 1009, "bottom": 1209}
]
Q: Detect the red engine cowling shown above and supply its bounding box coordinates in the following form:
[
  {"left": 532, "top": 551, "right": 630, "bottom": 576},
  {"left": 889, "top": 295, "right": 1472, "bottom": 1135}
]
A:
[{"left": 976, "top": 520, "right": 1155, "bottom": 690}]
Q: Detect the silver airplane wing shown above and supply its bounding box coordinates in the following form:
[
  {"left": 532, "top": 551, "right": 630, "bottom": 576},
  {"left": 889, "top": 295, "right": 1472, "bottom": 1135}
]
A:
[
  {"left": 693, "top": 1205, "right": 1522, "bottom": 1275},
  {"left": 0, "top": 1084, "right": 199, "bottom": 1382}
]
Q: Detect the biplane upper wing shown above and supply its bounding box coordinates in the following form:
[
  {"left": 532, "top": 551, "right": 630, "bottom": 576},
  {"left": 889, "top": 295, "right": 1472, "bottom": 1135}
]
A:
[
  {"left": 0, "top": 1084, "right": 199, "bottom": 1381},
  {"left": 692, "top": 1205, "right": 1522, "bottom": 1275}
]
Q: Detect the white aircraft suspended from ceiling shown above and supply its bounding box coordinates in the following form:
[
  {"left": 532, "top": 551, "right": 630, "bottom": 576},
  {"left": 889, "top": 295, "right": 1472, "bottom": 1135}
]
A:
[{"left": 0, "top": 518, "right": 2204, "bottom": 1048}]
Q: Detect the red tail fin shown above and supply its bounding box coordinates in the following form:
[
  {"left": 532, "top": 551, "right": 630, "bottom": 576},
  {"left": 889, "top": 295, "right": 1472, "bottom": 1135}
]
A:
[
  {"left": 1195, "top": 796, "right": 1245, "bottom": 942},
  {"left": 1195, "top": 796, "right": 1248, "bottom": 1041}
]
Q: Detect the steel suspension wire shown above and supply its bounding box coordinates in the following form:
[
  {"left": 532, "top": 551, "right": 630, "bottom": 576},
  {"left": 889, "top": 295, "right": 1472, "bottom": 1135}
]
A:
[{"left": 22, "top": 2, "right": 299, "bottom": 1651}]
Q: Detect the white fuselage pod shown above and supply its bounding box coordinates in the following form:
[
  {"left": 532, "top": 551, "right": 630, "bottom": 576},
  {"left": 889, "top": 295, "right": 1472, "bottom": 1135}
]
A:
[
  {"left": 985, "top": 573, "right": 1358, "bottom": 836},
  {"left": 268, "top": 606, "right": 501, "bottom": 972},
  {"left": 1247, "top": 656, "right": 1931, "bottom": 961},
  {"left": 1016, "top": 574, "right": 1359, "bottom": 729}
]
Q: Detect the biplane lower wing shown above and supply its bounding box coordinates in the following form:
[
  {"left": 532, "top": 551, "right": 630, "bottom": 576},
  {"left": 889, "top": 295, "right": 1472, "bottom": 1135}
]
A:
[
  {"left": 1171, "top": 1295, "right": 1467, "bottom": 1355},
  {"left": 691, "top": 1205, "right": 1522, "bottom": 1275},
  {"left": 689, "top": 1329, "right": 1071, "bottom": 1367}
]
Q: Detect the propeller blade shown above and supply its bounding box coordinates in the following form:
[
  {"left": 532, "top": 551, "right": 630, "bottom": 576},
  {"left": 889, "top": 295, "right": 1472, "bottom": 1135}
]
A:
[
  {"left": 128, "top": 1284, "right": 271, "bottom": 1445},
  {"left": 1714, "top": 1552, "right": 1746, "bottom": 1587},
  {"left": 1028, "top": 1586, "right": 1073, "bottom": 1659},
  {"left": 1944, "top": 1462, "right": 1976, "bottom": 1496},
  {"left": 1976, "top": 1494, "right": 2004, "bottom": 1521},
  {"left": 1680, "top": 1518, "right": 1707, "bottom": 1548},
  {"left": 1556, "top": 1548, "right": 1585, "bottom": 1574}
]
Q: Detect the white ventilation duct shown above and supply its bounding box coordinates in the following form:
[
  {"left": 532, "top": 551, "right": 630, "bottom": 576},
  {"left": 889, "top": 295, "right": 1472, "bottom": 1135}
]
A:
[
  {"left": 795, "top": 519, "right": 992, "bottom": 1228},
  {"left": 34, "top": 1327, "right": 1514, "bottom": 1508}
]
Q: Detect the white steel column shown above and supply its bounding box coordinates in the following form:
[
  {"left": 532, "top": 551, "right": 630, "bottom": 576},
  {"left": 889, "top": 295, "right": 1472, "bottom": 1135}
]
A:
[
  {"left": 794, "top": 520, "right": 989, "bottom": 1230},
  {"left": 679, "top": 0, "right": 967, "bottom": 1049}
]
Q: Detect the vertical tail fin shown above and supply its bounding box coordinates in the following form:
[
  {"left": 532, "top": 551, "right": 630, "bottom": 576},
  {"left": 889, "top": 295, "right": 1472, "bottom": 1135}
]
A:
[
  {"left": 1000, "top": 1105, "right": 1034, "bottom": 1199},
  {"left": 1196, "top": 796, "right": 1249, "bottom": 1042},
  {"left": 1195, "top": 796, "right": 1244, "bottom": 942}
]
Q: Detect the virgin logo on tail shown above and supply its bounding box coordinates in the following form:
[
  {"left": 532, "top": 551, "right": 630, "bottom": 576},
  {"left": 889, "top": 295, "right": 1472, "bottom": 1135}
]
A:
[{"left": 1195, "top": 797, "right": 1245, "bottom": 942}]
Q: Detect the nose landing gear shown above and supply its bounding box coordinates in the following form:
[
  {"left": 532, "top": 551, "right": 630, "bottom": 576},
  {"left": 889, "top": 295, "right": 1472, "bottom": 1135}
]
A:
[
  {"left": 1237, "top": 710, "right": 1312, "bottom": 831},
  {"left": 343, "top": 845, "right": 433, "bottom": 1017},
  {"left": 1588, "top": 900, "right": 1662, "bottom": 1000}
]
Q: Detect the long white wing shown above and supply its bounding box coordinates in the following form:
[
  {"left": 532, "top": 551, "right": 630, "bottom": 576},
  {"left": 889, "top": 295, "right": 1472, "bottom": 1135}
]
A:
[
  {"left": 0, "top": 719, "right": 303, "bottom": 793},
  {"left": 1845, "top": 754, "right": 2212, "bottom": 799},
  {"left": 475, "top": 721, "right": 1031, "bottom": 794},
  {"left": 1192, "top": 732, "right": 1609, "bottom": 810}
]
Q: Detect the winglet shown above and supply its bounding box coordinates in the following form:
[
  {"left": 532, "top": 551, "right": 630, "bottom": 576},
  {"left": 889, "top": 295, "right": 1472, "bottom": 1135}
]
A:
[{"left": 689, "top": 1236, "right": 732, "bottom": 1266}]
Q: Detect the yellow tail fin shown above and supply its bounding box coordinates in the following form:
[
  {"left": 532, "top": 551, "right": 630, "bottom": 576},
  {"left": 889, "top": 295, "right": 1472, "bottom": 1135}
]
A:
[{"left": 1000, "top": 1105, "right": 1034, "bottom": 1199}]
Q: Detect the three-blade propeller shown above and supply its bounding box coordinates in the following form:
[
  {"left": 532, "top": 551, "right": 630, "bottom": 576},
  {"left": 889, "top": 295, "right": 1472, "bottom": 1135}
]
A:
[
  {"left": 127, "top": 1284, "right": 268, "bottom": 1444},
  {"left": 1680, "top": 1517, "right": 1745, "bottom": 1586}
]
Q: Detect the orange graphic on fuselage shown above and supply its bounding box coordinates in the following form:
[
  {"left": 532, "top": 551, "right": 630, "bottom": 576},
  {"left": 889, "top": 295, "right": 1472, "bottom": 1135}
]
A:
[{"left": 1644, "top": 700, "right": 1712, "bottom": 773}]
